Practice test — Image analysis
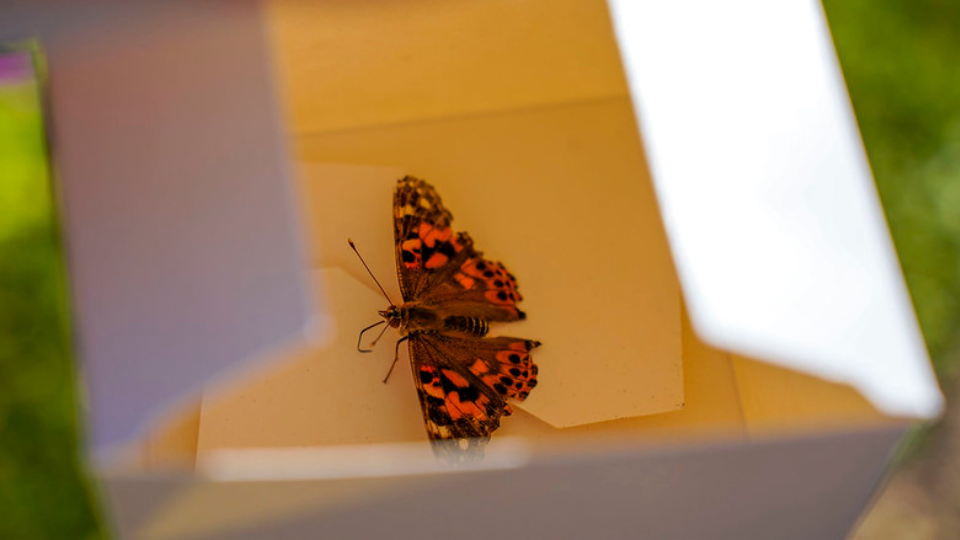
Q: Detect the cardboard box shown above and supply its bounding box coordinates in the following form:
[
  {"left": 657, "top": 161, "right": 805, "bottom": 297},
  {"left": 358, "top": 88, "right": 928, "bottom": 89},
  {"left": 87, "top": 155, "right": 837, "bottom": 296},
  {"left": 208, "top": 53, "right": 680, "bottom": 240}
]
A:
[{"left": 4, "top": 0, "right": 942, "bottom": 538}]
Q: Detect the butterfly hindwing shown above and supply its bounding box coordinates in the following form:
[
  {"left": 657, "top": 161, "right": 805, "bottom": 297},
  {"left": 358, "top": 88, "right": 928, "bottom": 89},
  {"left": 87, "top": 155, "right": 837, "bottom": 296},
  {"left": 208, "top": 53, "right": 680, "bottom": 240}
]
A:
[{"left": 408, "top": 332, "right": 540, "bottom": 461}]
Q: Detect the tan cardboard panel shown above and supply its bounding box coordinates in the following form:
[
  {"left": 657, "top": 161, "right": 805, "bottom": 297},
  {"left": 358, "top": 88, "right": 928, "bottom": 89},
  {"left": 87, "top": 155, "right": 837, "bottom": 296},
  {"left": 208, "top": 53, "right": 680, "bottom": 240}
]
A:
[
  {"left": 267, "top": 0, "right": 630, "bottom": 134},
  {"left": 495, "top": 306, "right": 748, "bottom": 441},
  {"left": 195, "top": 277, "right": 734, "bottom": 457},
  {"left": 195, "top": 281, "right": 745, "bottom": 457},
  {"left": 732, "top": 355, "right": 894, "bottom": 435},
  {"left": 297, "top": 164, "right": 401, "bottom": 296},
  {"left": 294, "top": 98, "right": 684, "bottom": 427},
  {"left": 137, "top": 401, "right": 201, "bottom": 469},
  {"left": 199, "top": 139, "right": 683, "bottom": 448},
  {"left": 198, "top": 269, "right": 427, "bottom": 451},
  {"left": 174, "top": 299, "right": 892, "bottom": 463}
]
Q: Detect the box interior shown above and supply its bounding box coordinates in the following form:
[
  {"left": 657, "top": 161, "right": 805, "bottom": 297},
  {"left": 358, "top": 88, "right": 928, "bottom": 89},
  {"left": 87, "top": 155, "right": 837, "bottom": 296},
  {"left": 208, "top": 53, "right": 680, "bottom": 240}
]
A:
[{"left": 133, "top": 0, "right": 897, "bottom": 470}]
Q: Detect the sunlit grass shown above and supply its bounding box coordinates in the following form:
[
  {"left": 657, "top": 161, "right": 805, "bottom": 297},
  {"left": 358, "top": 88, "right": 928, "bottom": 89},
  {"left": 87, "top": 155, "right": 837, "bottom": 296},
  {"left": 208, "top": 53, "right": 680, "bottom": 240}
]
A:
[{"left": 0, "top": 64, "right": 53, "bottom": 242}]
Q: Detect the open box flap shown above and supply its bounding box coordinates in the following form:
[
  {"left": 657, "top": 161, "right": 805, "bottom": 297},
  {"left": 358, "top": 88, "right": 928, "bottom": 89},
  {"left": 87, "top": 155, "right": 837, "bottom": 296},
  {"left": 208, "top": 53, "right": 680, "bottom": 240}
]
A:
[
  {"left": 17, "top": 0, "right": 318, "bottom": 459},
  {"left": 608, "top": 0, "right": 943, "bottom": 418},
  {"left": 117, "top": 426, "right": 905, "bottom": 539}
]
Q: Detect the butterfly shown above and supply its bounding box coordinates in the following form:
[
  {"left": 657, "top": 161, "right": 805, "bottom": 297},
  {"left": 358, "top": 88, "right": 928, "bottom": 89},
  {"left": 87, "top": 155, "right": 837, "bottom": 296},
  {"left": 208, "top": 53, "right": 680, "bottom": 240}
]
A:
[{"left": 351, "top": 176, "right": 540, "bottom": 462}]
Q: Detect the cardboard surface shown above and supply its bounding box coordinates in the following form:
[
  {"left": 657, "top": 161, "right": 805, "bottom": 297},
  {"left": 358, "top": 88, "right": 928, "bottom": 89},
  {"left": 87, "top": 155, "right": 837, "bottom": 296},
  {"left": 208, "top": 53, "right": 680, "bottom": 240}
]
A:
[
  {"left": 198, "top": 268, "right": 427, "bottom": 450},
  {"left": 267, "top": 0, "right": 629, "bottom": 134},
  {"left": 293, "top": 99, "right": 685, "bottom": 427},
  {"left": 732, "top": 354, "right": 889, "bottom": 434},
  {"left": 199, "top": 156, "right": 683, "bottom": 449}
]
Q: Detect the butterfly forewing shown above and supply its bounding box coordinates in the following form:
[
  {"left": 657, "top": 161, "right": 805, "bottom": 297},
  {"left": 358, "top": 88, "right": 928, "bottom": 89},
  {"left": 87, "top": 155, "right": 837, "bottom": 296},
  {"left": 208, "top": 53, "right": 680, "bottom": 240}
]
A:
[{"left": 393, "top": 176, "right": 526, "bottom": 320}]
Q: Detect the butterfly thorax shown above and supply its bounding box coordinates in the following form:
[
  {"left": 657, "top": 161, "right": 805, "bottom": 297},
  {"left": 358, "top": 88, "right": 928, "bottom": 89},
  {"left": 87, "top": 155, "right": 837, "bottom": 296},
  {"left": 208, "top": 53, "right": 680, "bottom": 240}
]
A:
[{"left": 380, "top": 304, "right": 489, "bottom": 337}]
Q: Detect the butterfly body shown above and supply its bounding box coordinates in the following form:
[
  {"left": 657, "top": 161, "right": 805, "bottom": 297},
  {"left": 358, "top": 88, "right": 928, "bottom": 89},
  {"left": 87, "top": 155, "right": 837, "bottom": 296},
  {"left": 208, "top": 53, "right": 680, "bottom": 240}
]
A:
[
  {"left": 380, "top": 304, "right": 490, "bottom": 337},
  {"left": 376, "top": 176, "right": 541, "bottom": 462}
]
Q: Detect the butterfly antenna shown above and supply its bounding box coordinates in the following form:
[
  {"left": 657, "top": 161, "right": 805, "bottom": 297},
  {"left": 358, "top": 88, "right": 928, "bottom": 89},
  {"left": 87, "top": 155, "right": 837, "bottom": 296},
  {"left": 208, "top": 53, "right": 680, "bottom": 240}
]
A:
[{"left": 348, "top": 239, "right": 396, "bottom": 305}]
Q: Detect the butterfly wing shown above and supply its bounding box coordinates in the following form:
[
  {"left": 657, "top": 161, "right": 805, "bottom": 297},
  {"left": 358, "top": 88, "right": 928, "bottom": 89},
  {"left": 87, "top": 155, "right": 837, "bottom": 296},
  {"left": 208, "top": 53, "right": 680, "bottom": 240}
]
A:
[
  {"left": 394, "top": 176, "right": 525, "bottom": 321},
  {"left": 409, "top": 332, "right": 540, "bottom": 462}
]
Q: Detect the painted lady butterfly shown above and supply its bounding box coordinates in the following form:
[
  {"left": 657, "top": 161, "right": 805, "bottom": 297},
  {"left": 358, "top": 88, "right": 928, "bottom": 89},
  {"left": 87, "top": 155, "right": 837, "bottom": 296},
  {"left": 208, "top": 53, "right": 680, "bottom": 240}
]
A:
[{"left": 351, "top": 176, "right": 540, "bottom": 462}]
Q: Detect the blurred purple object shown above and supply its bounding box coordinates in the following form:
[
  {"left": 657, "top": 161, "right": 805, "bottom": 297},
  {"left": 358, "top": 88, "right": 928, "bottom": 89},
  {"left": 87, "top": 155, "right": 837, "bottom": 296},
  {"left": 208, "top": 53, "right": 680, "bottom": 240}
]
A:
[
  {"left": 0, "top": 0, "right": 314, "bottom": 461},
  {"left": 0, "top": 51, "right": 32, "bottom": 84}
]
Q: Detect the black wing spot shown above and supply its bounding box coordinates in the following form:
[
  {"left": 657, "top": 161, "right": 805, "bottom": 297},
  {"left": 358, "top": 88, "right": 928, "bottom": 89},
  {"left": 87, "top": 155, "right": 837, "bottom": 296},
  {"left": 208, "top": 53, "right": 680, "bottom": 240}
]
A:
[
  {"left": 438, "top": 241, "right": 458, "bottom": 257},
  {"left": 457, "top": 384, "right": 481, "bottom": 403},
  {"left": 427, "top": 403, "right": 453, "bottom": 426}
]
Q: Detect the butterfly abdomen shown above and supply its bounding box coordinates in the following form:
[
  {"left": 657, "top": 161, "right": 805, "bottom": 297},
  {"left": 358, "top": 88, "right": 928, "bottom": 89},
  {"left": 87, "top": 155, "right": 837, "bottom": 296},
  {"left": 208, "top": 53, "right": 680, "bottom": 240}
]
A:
[{"left": 442, "top": 315, "right": 489, "bottom": 337}]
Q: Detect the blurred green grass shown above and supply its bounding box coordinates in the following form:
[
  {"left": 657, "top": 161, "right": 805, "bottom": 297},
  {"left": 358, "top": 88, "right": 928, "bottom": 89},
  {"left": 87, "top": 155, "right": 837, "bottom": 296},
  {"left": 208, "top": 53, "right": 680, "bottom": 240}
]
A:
[
  {"left": 0, "top": 1, "right": 958, "bottom": 538},
  {"left": 0, "top": 53, "right": 104, "bottom": 538},
  {"left": 823, "top": 0, "right": 960, "bottom": 376},
  {"left": 824, "top": 1, "right": 960, "bottom": 535}
]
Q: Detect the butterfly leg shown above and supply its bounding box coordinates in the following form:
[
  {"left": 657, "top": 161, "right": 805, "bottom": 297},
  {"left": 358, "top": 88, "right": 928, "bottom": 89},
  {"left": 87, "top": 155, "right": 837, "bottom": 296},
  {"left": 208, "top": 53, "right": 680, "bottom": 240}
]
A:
[
  {"left": 383, "top": 334, "right": 411, "bottom": 384},
  {"left": 357, "top": 320, "right": 386, "bottom": 353}
]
